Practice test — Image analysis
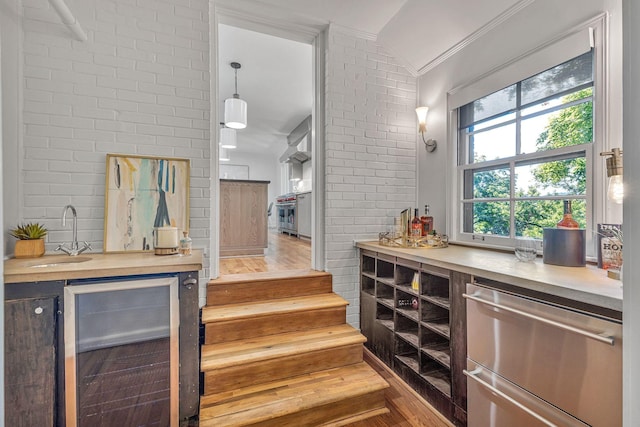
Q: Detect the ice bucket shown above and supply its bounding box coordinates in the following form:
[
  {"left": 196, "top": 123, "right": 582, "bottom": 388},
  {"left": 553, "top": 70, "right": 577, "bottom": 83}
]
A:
[{"left": 542, "top": 228, "right": 586, "bottom": 267}]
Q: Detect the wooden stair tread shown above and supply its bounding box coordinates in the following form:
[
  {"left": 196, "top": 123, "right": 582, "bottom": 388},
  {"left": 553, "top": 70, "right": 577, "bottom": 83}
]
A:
[
  {"left": 201, "top": 324, "right": 366, "bottom": 371},
  {"left": 202, "top": 293, "right": 348, "bottom": 323},
  {"left": 208, "top": 269, "right": 330, "bottom": 286},
  {"left": 199, "top": 362, "right": 389, "bottom": 426}
]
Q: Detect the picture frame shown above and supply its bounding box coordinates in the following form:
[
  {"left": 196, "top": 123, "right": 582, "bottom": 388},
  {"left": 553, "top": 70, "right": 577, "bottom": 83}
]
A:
[{"left": 104, "top": 153, "right": 190, "bottom": 253}]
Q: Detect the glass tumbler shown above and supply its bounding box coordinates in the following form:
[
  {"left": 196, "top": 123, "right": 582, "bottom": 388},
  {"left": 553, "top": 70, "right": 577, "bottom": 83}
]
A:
[{"left": 515, "top": 236, "right": 537, "bottom": 262}]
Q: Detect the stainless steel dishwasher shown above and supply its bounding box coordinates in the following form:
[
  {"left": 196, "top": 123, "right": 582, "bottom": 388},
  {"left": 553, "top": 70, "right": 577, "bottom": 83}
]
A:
[{"left": 464, "top": 282, "right": 622, "bottom": 427}]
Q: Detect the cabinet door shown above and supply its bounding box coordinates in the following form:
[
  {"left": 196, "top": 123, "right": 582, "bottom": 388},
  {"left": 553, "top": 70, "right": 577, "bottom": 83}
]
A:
[
  {"left": 297, "top": 193, "right": 311, "bottom": 237},
  {"left": 5, "top": 297, "right": 57, "bottom": 427}
]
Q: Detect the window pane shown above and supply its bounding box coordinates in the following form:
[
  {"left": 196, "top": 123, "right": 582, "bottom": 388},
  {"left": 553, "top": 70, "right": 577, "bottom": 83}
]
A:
[
  {"left": 521, "top": 51, "right": 593, "bottom": 105},
  {"left": 471, "top": 112, "right": 516, "bottom": 131},
  {"left": 515, "top": 199, "right": 585, "bottom": 238},
  {"left": 515, "top": 157, "right": 586, "bottom": 196},
  {"left": 472, "top": 167, "right": 510, "bottom": 198},
  {"left": 472, "top": 123, "right": 516, "bottom": 162},
  {"left": 460, "top": 85, "right": 516, "bottom": 128},
  {"left": 463, "top": 201, "right": 510, "bottom": 236}
]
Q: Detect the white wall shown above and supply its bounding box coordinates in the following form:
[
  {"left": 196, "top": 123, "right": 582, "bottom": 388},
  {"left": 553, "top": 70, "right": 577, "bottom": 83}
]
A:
[
  {"left": 220, "top": 149, "right": 281, "bottom": 212},
  {"left": 2, "top": 0, "right": 211, "bottom": 278},
  {"left": 325, "top": 26, "right": 417, "bottom": 326},
  {"left": 415, "top": 0, "right": 623, "bottom": 234},
  {"left": 623, "top": 0, "right": 640, "bottom": 424}
]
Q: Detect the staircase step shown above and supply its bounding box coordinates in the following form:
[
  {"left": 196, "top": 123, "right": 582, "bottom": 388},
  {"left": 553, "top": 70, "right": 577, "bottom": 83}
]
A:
[
  {"left": 199, "top": 362, "right": 389, "bottom": 427},
  {"left": 201, "top": 324, "right": 366, "bottom": 393},
  {"left": 207, "top": 270, "right": 332, "bottom": 306},
  {"left": 202, "top": 293, "right": 348, "bottom": 344}
]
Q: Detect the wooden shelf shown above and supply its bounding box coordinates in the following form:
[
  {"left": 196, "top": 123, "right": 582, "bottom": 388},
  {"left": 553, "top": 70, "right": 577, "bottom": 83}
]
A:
[
  {"left": 421, "top": 343, "right": 451, "bottom": 369},
  {"left": 396, "top": 332, "right": 419, "bottom": 349},
  {"left": 421, "top": 367, "right": 451, "bottom": 398},
  {"left": 395, "top": 354, "right": 419, "bottom": 373},
  {"left": 396, "top": 307, "right": 419, "bottom": 322},
  {"left": 396, "top": 283, "right": 419, "bottom": 296},
  {"left": 377, "top": 277, "right": 395, "bottom": 286},
  {"left": 377, "top": 319, "right": 394, "bottom": 331},
  {"left": 422, "top": 295, "right": 450, "bottom": 310},
  {"left": 421, "top": 319, "right": 450, "bottom": 339},
  {"left": 378, "top": 298, "right": 395, "bottom": 309}
]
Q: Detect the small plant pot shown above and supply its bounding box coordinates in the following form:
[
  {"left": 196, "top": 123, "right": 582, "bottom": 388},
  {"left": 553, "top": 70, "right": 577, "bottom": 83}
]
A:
[{"left": 14, "top": 239, "right": 45, "bottom": 258}]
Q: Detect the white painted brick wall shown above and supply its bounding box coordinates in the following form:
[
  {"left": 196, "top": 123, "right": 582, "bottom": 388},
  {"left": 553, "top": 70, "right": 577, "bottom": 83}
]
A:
[
  {"left": 19, "top": 0, "right": 210, "bottom": 300},
  {"left": 325, "top": 28, "right": 417, "bottom": 328}
]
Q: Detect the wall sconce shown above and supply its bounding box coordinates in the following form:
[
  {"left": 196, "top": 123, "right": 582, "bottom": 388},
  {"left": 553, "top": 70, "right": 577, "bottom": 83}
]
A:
[
  {"left": 600, "top": 148, "right": 623, "bottom": 204},
  {"left": 415, "top": 107, "right": 437, "bottom": 152}
]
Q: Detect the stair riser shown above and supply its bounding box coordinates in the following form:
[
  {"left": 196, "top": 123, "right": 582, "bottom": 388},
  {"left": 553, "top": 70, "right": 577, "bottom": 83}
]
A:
[
  {"left": 207, "top": 389, "right": 387, "bottom": 427},
  {"left": 207, "top": 275, "right": 332, "bottom": 306},
  {"left": 204, "top": 344, "right": 363, "bottom": 394},
  {"left": 205, "top": 307, "right": 347, "bottom": 344}
]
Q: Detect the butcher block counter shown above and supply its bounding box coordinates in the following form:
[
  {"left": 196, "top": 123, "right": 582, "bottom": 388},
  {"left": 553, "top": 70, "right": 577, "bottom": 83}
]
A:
[{"left": 4, "top": 249, "right": 203, "bottom": 283}]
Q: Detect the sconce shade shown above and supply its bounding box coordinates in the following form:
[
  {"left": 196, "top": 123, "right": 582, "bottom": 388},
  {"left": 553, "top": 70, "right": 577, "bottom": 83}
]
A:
[
  {"left": 219, "top": 145, "right": 230, "bottom": 162},
  {"left": 224, "top": 96, "right": 247, "bottom": 129},
  {"left": 416, "top": 107, "right": 429, "bottom": 132},
  {"left": 220, "top": 126, "right": 237, "bottom": 149},
  {"left": 600, "top": 148, "right": 623, "bottom": 204}
]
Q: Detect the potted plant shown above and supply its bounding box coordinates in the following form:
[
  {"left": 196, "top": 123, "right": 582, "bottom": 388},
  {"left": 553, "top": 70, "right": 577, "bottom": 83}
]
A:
[{"left": 10, "top": 222, "right": 48, "bottom": 258}]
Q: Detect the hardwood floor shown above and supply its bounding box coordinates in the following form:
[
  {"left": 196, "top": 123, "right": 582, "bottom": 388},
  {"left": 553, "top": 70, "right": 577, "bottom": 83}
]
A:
[
  {"left": 216, "top": 230, "right": 452, "bottom": 427},
  {"left": 219, "top": 229, "right": 311, "bottom": 275}
]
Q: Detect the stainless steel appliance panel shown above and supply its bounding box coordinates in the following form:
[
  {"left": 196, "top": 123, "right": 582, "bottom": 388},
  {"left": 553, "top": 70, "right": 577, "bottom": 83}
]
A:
[
  {"left": 465, "top": 359, "right": 589, "bottom": 427},
  {"left": 465, "top": 283, "right": 622, "bottom": 427}
]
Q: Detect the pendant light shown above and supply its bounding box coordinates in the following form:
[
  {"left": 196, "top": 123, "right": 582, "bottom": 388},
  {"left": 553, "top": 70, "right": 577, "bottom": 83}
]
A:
[
  {"left": 219, "top": 145, "right": 230, "bottom": 162},
  {"left": 220, "top": 123, "right": 237, "bottom": 149},
  {"left": 224, "top": 62, "right": 247, "bottom": 129}
]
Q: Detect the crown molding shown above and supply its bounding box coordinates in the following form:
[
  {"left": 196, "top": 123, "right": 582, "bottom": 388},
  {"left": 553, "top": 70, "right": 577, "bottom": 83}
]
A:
[
  {"left": 328, "top": 22, "right": 377, "bottom": 41},
  {"left": 416, "top": 0, "right": 536, "bottom": 75}
]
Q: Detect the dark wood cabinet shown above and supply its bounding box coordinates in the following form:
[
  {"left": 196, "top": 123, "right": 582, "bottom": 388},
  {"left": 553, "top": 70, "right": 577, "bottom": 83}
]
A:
[
  {"left": 359, "top": 250, "right": 468, "bottom": 426},
  {"left": 5, "top": 281, "right": 65, "bottom": 427}
]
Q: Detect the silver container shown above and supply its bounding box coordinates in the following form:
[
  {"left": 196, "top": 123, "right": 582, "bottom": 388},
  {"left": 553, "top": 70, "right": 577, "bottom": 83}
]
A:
[{"left": 542, "top": 228, "right": 586, "bottom": 267}]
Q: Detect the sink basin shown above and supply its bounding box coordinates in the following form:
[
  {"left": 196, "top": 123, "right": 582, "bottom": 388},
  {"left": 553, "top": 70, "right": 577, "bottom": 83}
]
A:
[{"left": 27, "top": 256, "right": 92, "bottom": 268}]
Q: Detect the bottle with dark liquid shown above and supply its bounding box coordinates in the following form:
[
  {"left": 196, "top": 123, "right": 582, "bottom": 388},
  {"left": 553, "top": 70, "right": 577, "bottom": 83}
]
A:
[
  {"left": 420, "top": 205, "right": 434, "bottom": 236},
  {"left": 557, "top": 200, "right": 579, "bottom": 229},
  {"left": 411, "top": 208, "right": 422, "bottom": 240}
]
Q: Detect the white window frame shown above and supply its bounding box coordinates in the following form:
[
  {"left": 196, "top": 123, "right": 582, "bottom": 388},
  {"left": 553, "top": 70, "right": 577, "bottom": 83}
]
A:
[{"left": 447, "top": 14, "right": 610, "bottom": 259}]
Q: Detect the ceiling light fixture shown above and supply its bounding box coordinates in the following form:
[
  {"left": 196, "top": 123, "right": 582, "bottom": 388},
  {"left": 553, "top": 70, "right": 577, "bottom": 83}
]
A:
[
  {"left": 415, "top": 106, "right": 437, "bottom": 153},
  {"left": 219, "top": 123, "right": 237, "bottom": 149},
  {"left": 600, "top": 148, "right": 623, "bottom": 204},
  {"left": 224, "top": 62, "right": 247, "bottom": 129},
  {"left": 219, "top": 145, "right": 230, "bottom": 162}
]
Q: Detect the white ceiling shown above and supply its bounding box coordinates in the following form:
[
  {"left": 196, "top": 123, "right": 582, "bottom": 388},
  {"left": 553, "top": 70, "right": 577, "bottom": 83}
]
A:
[{"left": 218, "top": 0, "right": 529, "bottom": 160}]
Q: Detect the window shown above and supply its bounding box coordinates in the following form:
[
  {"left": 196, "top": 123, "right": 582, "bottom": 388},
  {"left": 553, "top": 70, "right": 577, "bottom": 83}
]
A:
[{"left": 457, "top": 52, "right": 593, "bottom": 244}]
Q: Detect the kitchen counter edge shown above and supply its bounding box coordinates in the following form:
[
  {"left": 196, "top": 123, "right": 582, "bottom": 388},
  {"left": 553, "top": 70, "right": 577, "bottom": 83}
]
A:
[
  {"left": 356, "top": 241, "right": 622, "bottom": 313},
  {"left": 4, "top": 250, "right": 203, "bottom": 283}
]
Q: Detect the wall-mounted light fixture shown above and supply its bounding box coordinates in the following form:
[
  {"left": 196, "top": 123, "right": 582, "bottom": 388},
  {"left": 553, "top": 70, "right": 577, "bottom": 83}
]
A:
[
  {"left": 219, "top": 145, "right": 230, "bottom": 162},
  {"left": 219, "top": 123, "right": 237, "bottom": 149},
  {"left": 600, "top": 148, "right": 623, "bottom": 204},
  {"left": 415, "top": 106, "right": 437, "bottom": 152},
  {"left": 224, "top": 62, "right": 247, "bottom": 129}
]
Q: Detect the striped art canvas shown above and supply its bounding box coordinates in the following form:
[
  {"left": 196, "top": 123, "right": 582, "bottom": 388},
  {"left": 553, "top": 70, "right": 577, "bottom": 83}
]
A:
[{"left": 104, "top": 154, "right": 190, "bottom": 252}]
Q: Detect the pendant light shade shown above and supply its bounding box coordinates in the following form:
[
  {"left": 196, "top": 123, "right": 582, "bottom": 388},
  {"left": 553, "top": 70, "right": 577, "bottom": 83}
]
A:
[
  {"left": 224, "top": 62, "right": 247, "bottom": 129},
  {"left": 219, "top": 145, "right": 230, "bottom": 162},
  {"left": 220, "top": 126, "right": 237, "bottom": 149}
]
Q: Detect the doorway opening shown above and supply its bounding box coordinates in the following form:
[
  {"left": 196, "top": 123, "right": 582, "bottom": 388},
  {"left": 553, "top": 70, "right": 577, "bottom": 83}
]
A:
[{"left": 213, "top": 18, "right": 323, "bottom": 277}]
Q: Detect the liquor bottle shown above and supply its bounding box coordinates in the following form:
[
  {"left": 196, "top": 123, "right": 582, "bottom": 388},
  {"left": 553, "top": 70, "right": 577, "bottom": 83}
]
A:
[
  {"left": 179, "top": 231, "right": 192, "bottom": 256},
  {"left": 557, "top": 200, "right": 579, "bottom": 229},
  {"left": 420, "top": 205, "right": 434, "bottom": 236},
  {"left": 411, "top": 208, "right": 422, "bottom": 240}
]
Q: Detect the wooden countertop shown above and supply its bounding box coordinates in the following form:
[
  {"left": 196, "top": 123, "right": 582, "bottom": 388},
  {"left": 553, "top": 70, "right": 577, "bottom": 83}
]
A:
[
  {"left": 356, "top": 241, "right": 622, "bottom": 312},
  {"left": 4, "top": 250, "right": 203, "bottom": 283},
  {"left": 220, "top": 179, "right": 270, "bottom": 184}
]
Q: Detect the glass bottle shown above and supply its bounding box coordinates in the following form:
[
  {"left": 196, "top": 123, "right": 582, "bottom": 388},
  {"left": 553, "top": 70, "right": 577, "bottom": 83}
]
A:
[
  {"left": 420, "top": 205, "right": 434, "bottom": 236},
  {"left": 179, "top": 231, "right": 192, "bottom": 256},
  {"left": 411, "top": 208, "right": 422, "bottom": 241},
  {"left": 557, "top": 200, "right": 579, "bottom": 229}
]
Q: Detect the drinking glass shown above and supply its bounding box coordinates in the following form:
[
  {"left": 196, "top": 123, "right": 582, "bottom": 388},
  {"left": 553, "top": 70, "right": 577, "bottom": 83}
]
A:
[{"left": 515, "top": 236, "right": 537, "bottom": 262}]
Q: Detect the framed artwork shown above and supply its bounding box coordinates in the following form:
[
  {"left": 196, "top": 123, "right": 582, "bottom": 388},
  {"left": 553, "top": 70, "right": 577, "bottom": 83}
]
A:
[{"left": 104, "top": 154, "right": 190, "bottom": 252}]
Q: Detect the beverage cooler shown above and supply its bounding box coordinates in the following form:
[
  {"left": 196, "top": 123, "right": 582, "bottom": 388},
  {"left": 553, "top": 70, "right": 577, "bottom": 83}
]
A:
[{"left": 64, "top": 275, "right": 180, "bottom": 427}]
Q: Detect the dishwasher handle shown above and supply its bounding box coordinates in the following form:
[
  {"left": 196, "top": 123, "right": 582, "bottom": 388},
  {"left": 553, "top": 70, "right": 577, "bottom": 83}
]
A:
[
  {"left": 462, "top": 292, "right": 615, "bottom": 346},
  {"left": 464, "top": 368, "right": 558, "bottom": 427}
]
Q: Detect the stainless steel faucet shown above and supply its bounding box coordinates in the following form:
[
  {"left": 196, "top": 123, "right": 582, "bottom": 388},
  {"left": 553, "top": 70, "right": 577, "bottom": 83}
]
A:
[{"left": 56, "top": 204, "right": 91, "bottom": 256}]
